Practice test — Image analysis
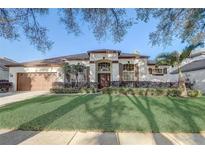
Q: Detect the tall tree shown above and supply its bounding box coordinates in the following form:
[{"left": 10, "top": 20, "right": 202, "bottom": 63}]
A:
[
  {"left": 62, "top": 63, "right": 72, "bottom": 82},
  {"left": 0, "top": 8, "right": 132, "bottom": 52},
  {"left": 0, "top": 8, "right": 53, "bottom": 51},
  {"left": 135, "top": 9, "right": 205, "bottom": 49},
  {"left": 156, "top": 43, "right": 202, "bottom": 97},
  {"left": 62, "top": 62, "right": 86, "bottom": 86},
  {"left": 1, "top": 9, "right": 205, "bottom": 52}
]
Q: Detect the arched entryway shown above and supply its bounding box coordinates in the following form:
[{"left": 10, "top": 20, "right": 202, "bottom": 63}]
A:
[{"left": 97, "top": 60, "right": 111, "bottom": 89}]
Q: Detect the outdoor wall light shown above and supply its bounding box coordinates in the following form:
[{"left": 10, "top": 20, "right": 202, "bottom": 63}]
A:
[{"left": 10, "top": 73, "right": 13, "bottom": 77}]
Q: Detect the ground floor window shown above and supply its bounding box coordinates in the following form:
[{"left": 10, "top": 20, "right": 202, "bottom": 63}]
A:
[{"left": 123, "top": 71, "right": 134, "bottom": 81}]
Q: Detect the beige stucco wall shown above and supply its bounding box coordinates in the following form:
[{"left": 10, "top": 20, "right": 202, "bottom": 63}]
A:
[
  {"left": 145, "top": 65, "right": 178, "bottom": 82},
  {"left": 64, "top": 60, "right": 89, "bottom": 66},
  {"left": 89, "top": 53, "right": 119, "bottom": 82},
  {"left": 0, "top": 69, "right": 9, "bottom": 80},
  {"left": 89, "top": 53, "right": 118, "bottom": 61},
  {"left": 119, "top": 58, "right": 149, "bottom": 81},
  {"left": 9, "top": 66, "right": 64, "bottom": 91},
  {"left": 89, "top": 63, "right": 96, "bottom": 82},
  {"left": 112, "top": 63, "right": 119, "bottom": 81}
]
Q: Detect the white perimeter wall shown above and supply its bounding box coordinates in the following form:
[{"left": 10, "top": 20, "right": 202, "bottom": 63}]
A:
[
  {"left": 9, "top": 67, "right": 64, "bottom": 91},
  {"left": 145, "top": 66, "right": 178, "bottom": 82}
]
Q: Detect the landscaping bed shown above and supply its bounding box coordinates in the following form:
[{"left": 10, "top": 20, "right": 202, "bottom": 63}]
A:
[{"left": 50, "top": 86, "right": 201, "bottom": 97}]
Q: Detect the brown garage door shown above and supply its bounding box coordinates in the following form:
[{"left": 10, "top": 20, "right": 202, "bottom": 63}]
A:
[{"left": 17, "top": 72, "right": 57, "bottom": 91}]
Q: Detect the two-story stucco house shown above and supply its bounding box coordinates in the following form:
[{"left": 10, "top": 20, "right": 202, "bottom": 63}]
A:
[{"left": 7, "top": 49, "right": 170, "bottom": 91}]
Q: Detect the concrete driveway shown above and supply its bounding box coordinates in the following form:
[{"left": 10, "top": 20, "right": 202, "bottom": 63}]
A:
[
  {"left": 0, "top": 91, "right": 49, "bottom": 107},
  {"left": 0, "top": 129, "right": 205, "bottom": 145}
]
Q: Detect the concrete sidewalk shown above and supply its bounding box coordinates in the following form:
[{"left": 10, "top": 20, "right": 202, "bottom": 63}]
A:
[
  {"left": 0, "top": 129, "right": 205, "bottom": 145},
  {"left": 0, "top": 91, "right": 48, "bottom": 107}
]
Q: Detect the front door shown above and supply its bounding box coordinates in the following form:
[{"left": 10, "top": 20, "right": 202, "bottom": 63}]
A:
[{"left": 98, "top": 73, "right": 110, "bottom": 89}]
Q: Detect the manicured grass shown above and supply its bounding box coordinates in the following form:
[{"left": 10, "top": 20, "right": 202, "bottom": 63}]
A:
[{"left": 0, "top": 94, "right": 205, "bottom": 132}]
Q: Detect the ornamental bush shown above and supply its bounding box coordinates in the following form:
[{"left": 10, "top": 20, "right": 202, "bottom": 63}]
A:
[
  {"left": 187, "top": 90, "right": 202, "bottom": 97},
  {"left": 0, "top": 80, "right": 12, "bottom": 92},
  {"left": 101, "top": 87, "right": 183, "bottom": 97},
  {"left": 50, "top": 87, "right": 97, "bottom": 94}
]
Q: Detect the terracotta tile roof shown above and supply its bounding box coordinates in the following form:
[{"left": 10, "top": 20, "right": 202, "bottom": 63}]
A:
[
  {"left": 87, "top": 49, "right": 121, "bottom": 54},
  {"left": 7, "top": 50, "right": 149, "bottom": 67}
]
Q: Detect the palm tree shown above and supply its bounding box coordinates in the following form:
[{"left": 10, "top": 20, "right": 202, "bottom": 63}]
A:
[
  {"left": 156, "top": 43, "right": 202, "bottom": 97},
  {"left": 62, "top": 63, "right": 72, "bottom": 82},
  {"left": 62, "top": 63, "right": 86, "bottom": 87},
  {"left": 72, "top": 63, "right": 86, "bottom": 85}
]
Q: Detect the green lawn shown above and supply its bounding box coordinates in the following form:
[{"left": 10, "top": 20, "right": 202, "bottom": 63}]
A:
[{"left": 0, "top": 94, "right": 205, "bottom": 132}]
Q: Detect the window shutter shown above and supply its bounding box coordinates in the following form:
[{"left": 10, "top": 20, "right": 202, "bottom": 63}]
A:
[
  {"left": 148, "top": 68, "right": 152, "bottom": 74},
  {"left": 135, "top": 64, "right": 139, "bottom": 81},
  {"left": 86, "top": 66, "right": 90, "bottom": 82},
  {"left": 163, "top": 68, "right": 167, "bottom": 74},
  {"left": 119, "top": 63, "right": 123, "bottom": 81}
]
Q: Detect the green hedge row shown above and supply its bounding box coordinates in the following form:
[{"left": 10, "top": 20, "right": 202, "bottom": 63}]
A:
[
  {"left": 102, "top": 87, "right": 201, "bottom": 97},
  {"left": 50, "top": 87, "right": 97, "bottom": 94},
  {"left": 50, "top": 87, "right": 201, "bottom": 97}
]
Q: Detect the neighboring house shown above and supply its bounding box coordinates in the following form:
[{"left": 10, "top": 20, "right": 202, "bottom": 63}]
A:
[
  {"left": 146, "top": 60, "right": 177, "bottom": 82},
  {"left": 171, "top": 48, "right": 205, "bottom": 93},
  {"left": 7, "top": 49, "right": 171, "bottom": 91},
  {"left": 0, "top": 57, "right": 17, "bottom": 80},
  {"left": 171, "top": 59, "right": 205, "bottom": 93}
]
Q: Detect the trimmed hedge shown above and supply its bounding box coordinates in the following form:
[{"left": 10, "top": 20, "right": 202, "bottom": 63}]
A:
[
  {"left": 50, "top": 87, "right": 202, "bottom": 97},
  {"left": 187, "top": 90, "right": 202, "bottom": 97},
  {"left": 50, "top": 87, "right": 97, "bottom": 94},
  {"left": 102, "top": 87, "right": 185, "bottom": 97}
]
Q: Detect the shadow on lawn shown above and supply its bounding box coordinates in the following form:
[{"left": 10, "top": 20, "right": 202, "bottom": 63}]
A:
[
  {"left": 126, "top": 93, "right": 174, "bottom": 144},
  {"left": 0, "top": 94, "right": 95, "bottom": 145},
  {"left": 84, "top": 94, "right": 126, "bottom": 131},
  {"left": 0, "top": 95, "right": 62, "bottom": 113}
]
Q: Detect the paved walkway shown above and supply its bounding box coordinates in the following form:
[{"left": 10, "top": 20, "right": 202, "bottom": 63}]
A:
[
  {"left": 0, "top": 91, "right": 48, "bottom": 107},
  {"left": 0, "top": 129, "right": 205, "bottom": 145}
]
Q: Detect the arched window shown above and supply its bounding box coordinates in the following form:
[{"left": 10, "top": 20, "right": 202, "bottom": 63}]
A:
[
  {"left": 123, "top": 64, "right": 135, "bottom": 81},
  {"left": 98, "top": 62, "right": 111, "bottom": 71}
]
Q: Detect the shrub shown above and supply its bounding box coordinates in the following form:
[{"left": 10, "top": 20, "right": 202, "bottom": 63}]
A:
[
  {"left": 146, "top": 88, "right": 156, "bottom": 96},
  {"left": 155, "top": 88, "right": 167, "bottom": 96},
  {"left": 0, "top": 80, "right": 12, "bottom": 92},
  {"left": 50, "top": 87, "right": 97, "bottom": 94},
  {"left": 80, "top": 88, "right": 96, "bottom": 94},
  {"left": 138, "top": 88, "right": 146, "bottom": 96},
  {"left": 188, "top": 90, "right": 202, "bottom": 97},
  {"left": 102, "top": 87, "right": 181, "bottom": 97},
  {"left": 50, "top": 88, "right": 79, "bottom": 94},
  {"left": 167, "top": 89, "right": 182, "bottom": 97}
]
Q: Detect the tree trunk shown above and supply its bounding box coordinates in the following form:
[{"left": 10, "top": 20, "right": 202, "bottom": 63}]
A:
[
  {"left": 178, "top": 65, "right": 187, "bottom": 97},
  {"left": 75, "top": 73, "right": 78, "bottom": 88}
]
